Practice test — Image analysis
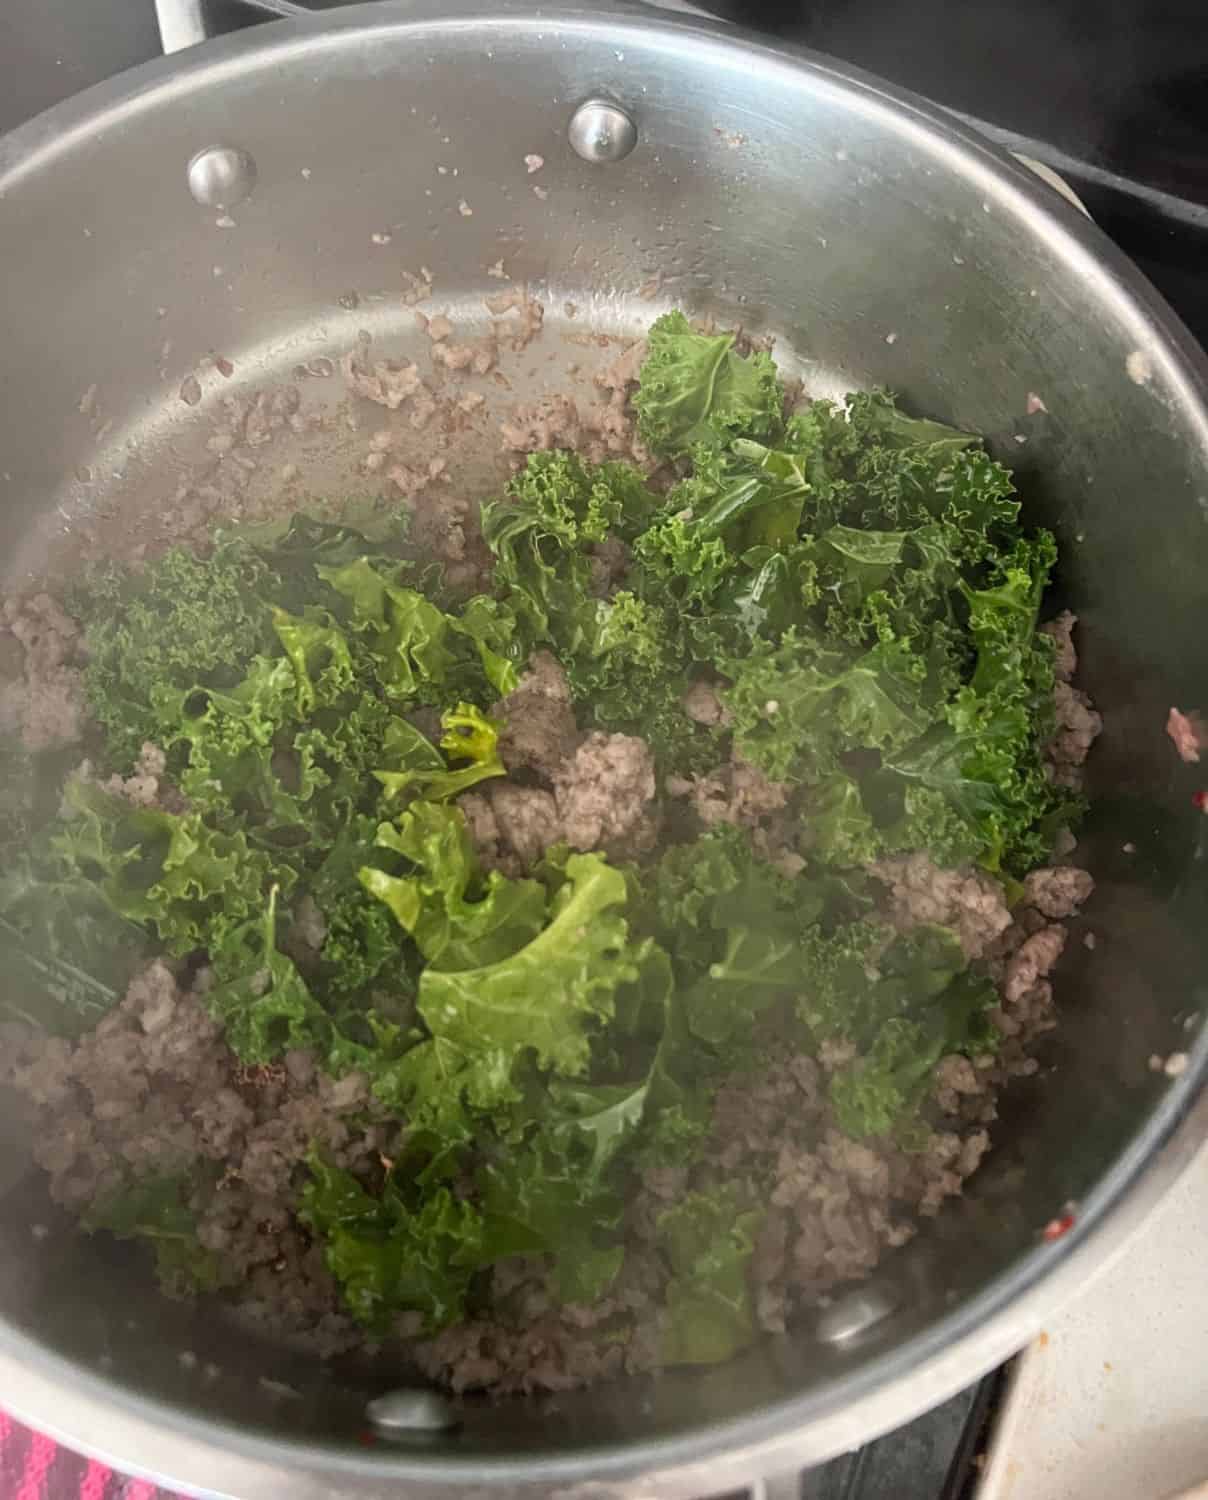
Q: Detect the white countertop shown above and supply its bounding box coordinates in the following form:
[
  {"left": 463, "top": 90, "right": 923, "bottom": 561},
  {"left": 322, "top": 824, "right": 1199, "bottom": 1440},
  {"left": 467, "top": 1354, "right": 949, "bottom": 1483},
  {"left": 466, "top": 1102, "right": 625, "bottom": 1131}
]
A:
[{"left": 978, "top": 1141, "right": 1208, "bottom": 1500}]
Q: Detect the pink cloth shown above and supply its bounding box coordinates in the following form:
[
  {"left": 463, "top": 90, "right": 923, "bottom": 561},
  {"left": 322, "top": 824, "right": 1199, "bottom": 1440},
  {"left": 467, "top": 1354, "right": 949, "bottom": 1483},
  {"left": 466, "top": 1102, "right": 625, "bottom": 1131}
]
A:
[{"left": 0, "top": 1415, "right": 182, "bottom": 1500}]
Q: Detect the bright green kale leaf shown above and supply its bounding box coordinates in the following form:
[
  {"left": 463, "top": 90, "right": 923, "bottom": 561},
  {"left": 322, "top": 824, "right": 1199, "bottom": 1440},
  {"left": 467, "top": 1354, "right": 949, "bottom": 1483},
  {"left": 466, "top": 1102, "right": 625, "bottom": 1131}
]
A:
[
  {"left": 300, "top": 1156, "right": 492, "bottom": 1332},
  {"left": 658, "top": 1186, "right": 765, "bottom": 1366},
  {"left": 360, "top": 802, "right": 547, "bottom": 971},
  {"left": 51, "top": 777, "right": 273, "bottom": 957},
  {"left": 634, "top": 311, "right": 785, "bottom": 457},
  {"left": 413, "top": 850, "right": 647, "bottom": 1078},
  {"left": 271, "top": 606, "right": 356, "bottom": 714},
  {"left": 319, "top": 558, "right": 519, "bottom": 702},
  {"left": 206, "top": 885, "right": 330, "bottom": 1062},
  {"left": 374, "top": 703, "right": 505, "bottom": 804}
]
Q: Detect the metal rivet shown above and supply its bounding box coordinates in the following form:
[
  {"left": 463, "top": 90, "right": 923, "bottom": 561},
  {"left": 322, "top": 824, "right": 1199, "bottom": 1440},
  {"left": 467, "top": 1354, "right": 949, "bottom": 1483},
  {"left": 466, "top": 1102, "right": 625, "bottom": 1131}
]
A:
[
  {"left": 366, "top": 1387, "right": 458, "bottom": 1434},
  {"left": 187, "top": 146, "right": 257, "bottom": 209},
  {"left": 815, "top": 1287, "right": 897, "bottom": 1346},
  {"left": 568, "top": 99, "right": 638, "bottom": 163}
]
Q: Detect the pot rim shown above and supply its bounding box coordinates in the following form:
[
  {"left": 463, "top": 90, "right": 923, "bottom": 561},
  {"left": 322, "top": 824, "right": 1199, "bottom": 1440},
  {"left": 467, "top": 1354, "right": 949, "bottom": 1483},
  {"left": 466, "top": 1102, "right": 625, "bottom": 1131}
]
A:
[{"left": 2, "top": 3, "right": 1207, "bottom": 1492}]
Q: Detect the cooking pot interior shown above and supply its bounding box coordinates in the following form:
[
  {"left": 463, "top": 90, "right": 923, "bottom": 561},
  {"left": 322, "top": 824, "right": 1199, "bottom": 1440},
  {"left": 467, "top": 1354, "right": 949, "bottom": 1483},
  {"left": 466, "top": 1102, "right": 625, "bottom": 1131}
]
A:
[{"left": 0, "top": 2, "right": 1205, "bottom": 1472}]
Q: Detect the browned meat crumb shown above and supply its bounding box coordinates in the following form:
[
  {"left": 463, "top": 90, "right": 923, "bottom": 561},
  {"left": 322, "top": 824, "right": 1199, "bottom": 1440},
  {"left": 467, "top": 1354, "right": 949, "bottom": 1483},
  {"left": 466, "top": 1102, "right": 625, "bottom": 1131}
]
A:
[
  {"left": 459, "top": 783, "right": 563, "bottom": 875},
  {"left": 342, "top": 333, "right": 429, "bottom": 411},
  {"left": 587, "top": 537, "right": 631, "bottom": 597},
  {"left": 498, "top": 338, "right": 652, "bottom": 468},
  {"left": 1046, "top": 680, "right": 1103, "bottom": 785},
  {"left": 432, "top": 337, "right": 497, "bottom": 376},
  {"left": 681, "top": 678, "right": 732, "bottom": 727},
  {"left": 1040, "top": 610, "right": 1078, "bottom": 682},
  {"left": 695, "top": 1051, "right": 988, "bottom": 1332},
  {"left": 667, "top": 754, "right": 787, "bottom": 831},
  {"left": 1, "top": 961, "right": 397, "bottom": 1355},
  {"left": 869, "top": 853, "right": 1012, "bottom": 960},
  {"left": 492, "top": 651, "right": 580, "bottom": 781},
  {"left": 933, "top": 1055, "right": 984, "bottom": 1114},
  {"left": 63, "top": 742, "right": 186, "bottom": 813},
  {"left": 0, "top": 593, "right": 86, "bottom": 751},
  {"left": 553, "top": 732, "right": 657, "bottom": 858},
  {"left": 500, "top": 394, "right": 583, "bottom": 454},
  {"left": 1022, "top": 866, "right": 1095, "bottom": 919},
  {"left": 1004, "top": 924, "right": 1067, "bottom": 1005},
  {"left": 1167, "top": 706, "right": 1206, "bottom": 765},
  {"left": 422, "top": 313, "right": 453, "bottom": 343},
  {"left": 483, "top": 288, "right": 545, "bottom": 349}
]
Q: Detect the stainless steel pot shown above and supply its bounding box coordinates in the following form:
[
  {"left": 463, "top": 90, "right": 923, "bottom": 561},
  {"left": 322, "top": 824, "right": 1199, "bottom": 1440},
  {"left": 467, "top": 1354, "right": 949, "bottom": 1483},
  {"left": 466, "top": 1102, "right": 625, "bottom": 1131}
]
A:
[{"left": 1, "top": 3, "right": 1207, "bottom": 1494}]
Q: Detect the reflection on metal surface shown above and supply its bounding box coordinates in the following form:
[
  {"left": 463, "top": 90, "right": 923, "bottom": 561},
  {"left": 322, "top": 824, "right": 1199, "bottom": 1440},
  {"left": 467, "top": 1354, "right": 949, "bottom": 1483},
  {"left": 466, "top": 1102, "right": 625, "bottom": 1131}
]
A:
[
  {"left": 155, "top": 0, "right": 207, "bottom": 53},
  {"left": 366, "top": 1387, "right": 459, "bottom": 1434},
  {"left": 814, "top": 1288, "right": 897, "bottom": 1347},
  {"left": 1013, "top": 153, "right": 1092, "bottom": 218},
  {"left": 568, "top": 98, "right": 639, "bottom": 163},
  {"left": 185, "top": 144, "right": 257, "bottom": 207}
]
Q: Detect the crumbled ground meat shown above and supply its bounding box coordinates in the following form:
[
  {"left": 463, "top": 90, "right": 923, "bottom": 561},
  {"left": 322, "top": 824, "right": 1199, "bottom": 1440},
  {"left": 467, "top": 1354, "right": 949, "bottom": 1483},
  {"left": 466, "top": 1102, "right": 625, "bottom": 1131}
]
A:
[
  {"left": 681, "top": 678, "right": 732, "bottom": 727},
  {"left": 687, "top": 1049, "right": 988, "bottom": 1333},
  {"left": 461, "top": 723, "right": 658, "bottom": 871},
  {"left": 66, "top": 742, "right": 185, "bottom": 813},
  {"left": 432, "top": 336, "right": 497, "bottom": 377},
  {"left": 869, "top": 853, "right": 1013, "bottom": 960},
  {"left": 1040, "top": 610, "right": 1078, "bottom": 682},
  {"left": 482, "top": 288, "right": 545, "bottom": 350},
  {"left": 553, "top": 732, "right": 657, "bottom": 858},
  {"left": 1, "top": 961, "right": 395, "bottom": 1356},
  {"left": 1047, "top": 680, "right": 1103, "bottom": 786},
  {"left": 498, "top": 338, "right": 652, "bottom": 469},
  {"left": 1035, "top": 613, "right": 1101, "bottom": 785},
  {"left": 587, "top": 537, "right": 631, "bottom": 598},
  {"left": 459, "top": 783, "right": 563, "bottom": 876},
  {"left": 500, "top": 394, "right": 583, "bottom": 455},
  {"left": 1004, "top": 923, "right": 1067, "bottom": 1005},
  {"left": 0, "top": 593, "right": 86, "bottom": 751},
  {"left": 342, "top": 333, "right": 431, "bottom": 413},
  {"left": 588, "top": 340, "right": 652, "bottom": 466},
  {"left": 492, "top": 652, "right": 580, "bottom": 781},
  {"left": 1023, "top": 865, "right": 1095, "bottom": 919},
  {"left": 668, "top": 754, "right": 788, "bottom": 831}
]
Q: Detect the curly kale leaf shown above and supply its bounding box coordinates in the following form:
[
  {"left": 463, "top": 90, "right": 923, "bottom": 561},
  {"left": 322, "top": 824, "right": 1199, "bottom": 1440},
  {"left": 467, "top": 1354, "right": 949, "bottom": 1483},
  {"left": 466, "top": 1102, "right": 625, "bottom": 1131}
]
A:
[
  {"left": 360, "top": 802, "right": 548, "bottom": 971},
  {"left": 374, "top": 703, "right": 506, "bottom": 805},
  {"left": 320, "top": 557, "right": 520, "bottom": 701},
  {"left": 206, "top": 885, "right": 331, "bottom": 1061},
  {"left": 75, "top": 541, "right": 277, "bottom": 767},
  {"left": 829, "top": 970, "right": 999, "bottom": 1139},
  {"left": 634, "top": 311, "right": 785, "bottom": 457},
  {"left": 723, "top": 629, "right": 933, "bottom": 781},
  {"left": 413, "top": 852, "right": 646, "bottom": 1076},
  {"left": 50, "top": 776, "right": 273, "bottom": 957},
  {"left": 796, "top": 920, "right": 998, "bottom": 1138},
  {"left": 300, "top": 1155, "right": 493, "bottom": 1333},
  {"left": 478, "top": 1138, "right": 626, "bottom": 1304},
  {"left": 657, "top": 1186, "right": 765, "bottom": 1366}
]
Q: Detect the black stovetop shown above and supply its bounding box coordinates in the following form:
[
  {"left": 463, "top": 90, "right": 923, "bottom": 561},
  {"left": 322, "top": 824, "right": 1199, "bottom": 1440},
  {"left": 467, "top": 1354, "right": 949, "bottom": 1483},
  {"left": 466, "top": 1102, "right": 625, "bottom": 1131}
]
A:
[{"left": 1, "top": 1, "right": 1204, "bottom": 1495}]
